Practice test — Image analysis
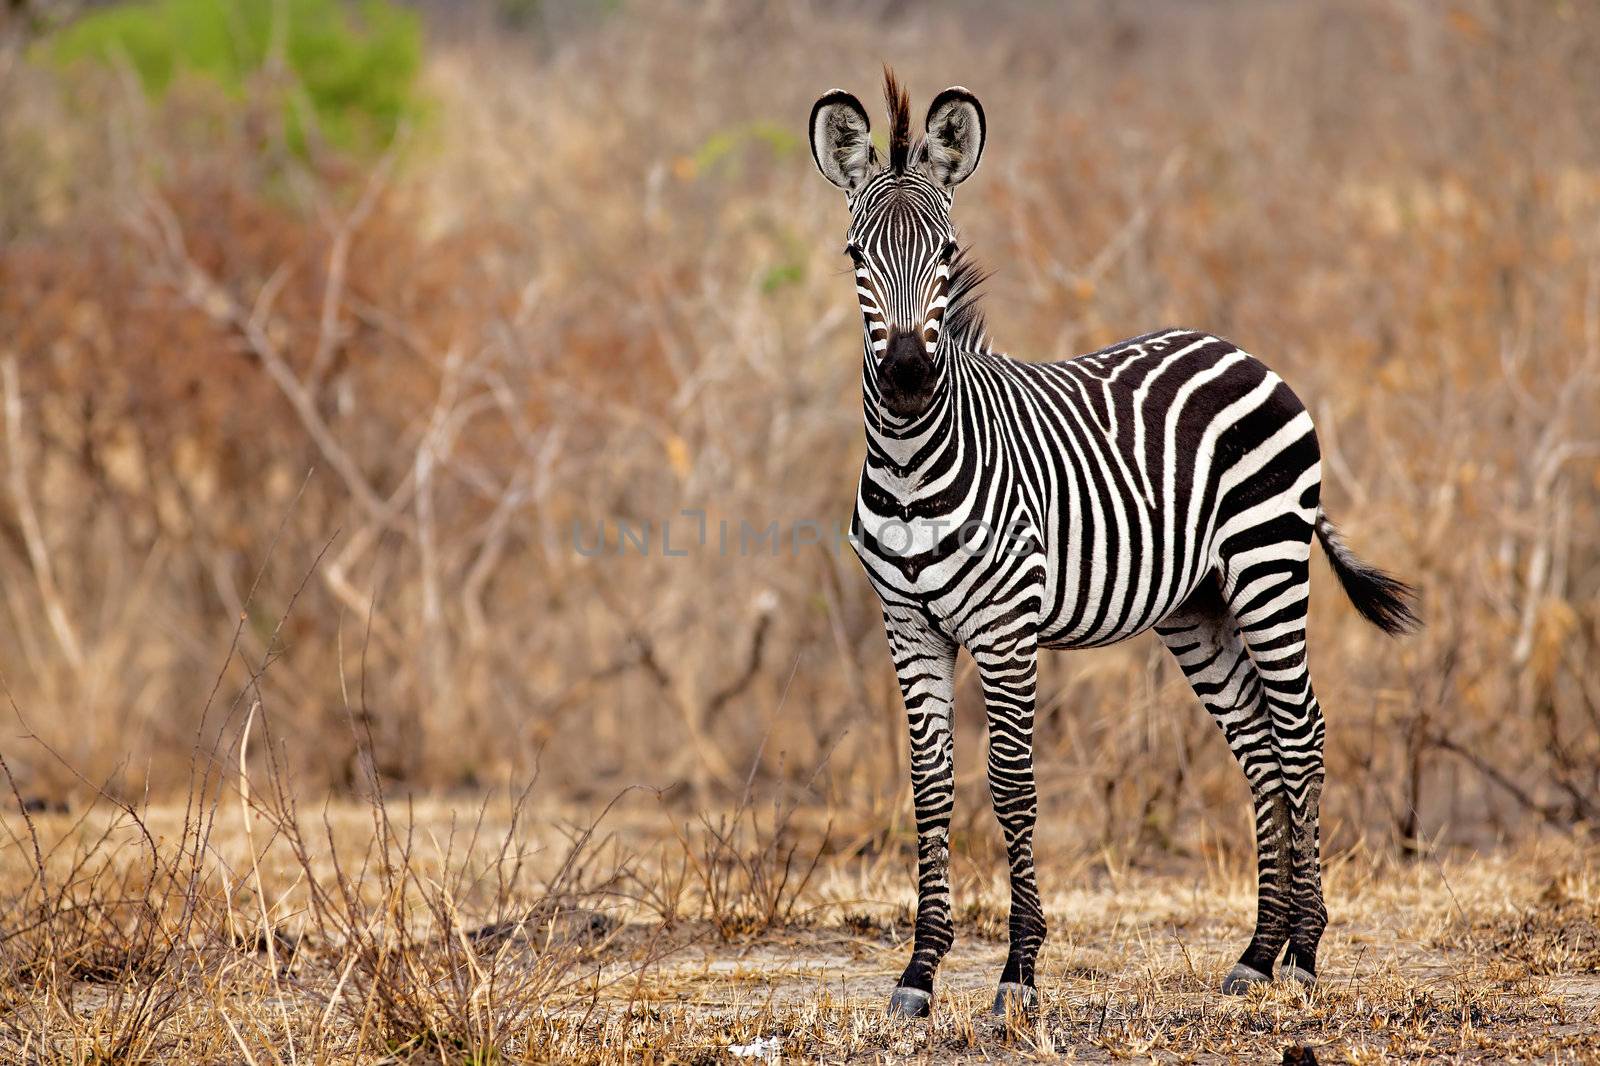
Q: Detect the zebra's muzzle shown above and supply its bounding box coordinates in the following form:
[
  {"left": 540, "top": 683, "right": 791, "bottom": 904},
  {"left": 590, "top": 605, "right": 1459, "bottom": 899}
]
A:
[{"left": 878, "top": 330, "right": 937, "bottom": 418}]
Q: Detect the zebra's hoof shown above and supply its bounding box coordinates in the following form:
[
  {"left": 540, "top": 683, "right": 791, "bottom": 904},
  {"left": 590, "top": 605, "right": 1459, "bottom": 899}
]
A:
[
  {"left": 1221, "top": 962, "right": 1273, "bottom": 995},
  {"left": 1280, "top": 963, "right": 1316, "bottom": 988},
  {"left": 887, "top": 986, "right": 932, "bottom": 1018},
  {"left": 991, "top": 981, "right": 1037, "bottom": 1017}
]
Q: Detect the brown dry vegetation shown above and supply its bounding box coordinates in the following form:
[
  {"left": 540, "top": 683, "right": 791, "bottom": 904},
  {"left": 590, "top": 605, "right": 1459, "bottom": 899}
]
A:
[
  {"left": 2, "top": 0, "right": 1599, "bottom": 1061},
  {"left": 1, "top": 783, "right": 1598, "bottom": 1062}
]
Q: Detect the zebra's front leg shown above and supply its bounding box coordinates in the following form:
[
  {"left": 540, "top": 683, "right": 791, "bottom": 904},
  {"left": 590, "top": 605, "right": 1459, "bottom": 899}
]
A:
[
  {"left": 883, "top": 612, "right": 958, "bottom": 1019},
  {"left": 972, "top": 633, "right": 1045, "bottom": 1016}
]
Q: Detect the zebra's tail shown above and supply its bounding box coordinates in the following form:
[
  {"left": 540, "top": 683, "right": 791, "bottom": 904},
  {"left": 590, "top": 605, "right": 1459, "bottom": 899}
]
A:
[{"left": 1313, "top": 512, "right": 1421, "bottom": 636}]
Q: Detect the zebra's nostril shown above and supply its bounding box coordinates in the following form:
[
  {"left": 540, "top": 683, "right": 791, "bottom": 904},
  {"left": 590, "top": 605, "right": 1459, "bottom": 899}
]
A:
[{"left": 885, "top": 330, "right": 926, "bottom": 365}]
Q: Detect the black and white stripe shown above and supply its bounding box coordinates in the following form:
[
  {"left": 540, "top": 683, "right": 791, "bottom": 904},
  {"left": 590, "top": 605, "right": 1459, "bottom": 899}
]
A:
[{"left": 810, "top": 73, "right": 1418, "bottom": 1018}]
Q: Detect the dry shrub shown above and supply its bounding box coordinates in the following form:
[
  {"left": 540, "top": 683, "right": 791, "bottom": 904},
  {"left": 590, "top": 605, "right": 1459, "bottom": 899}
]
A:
[
  {"left": 263, "top": 773, "right": 635, "bottom": 1059},
  {"left": 0, "top": 0, "right": 1595, "bottom": 862},
  {"left": 670, "top": 762, "right": 832, "bottom": 943},
  {"left": 0, "top": 733, "right": 240, "bottom": 1061},
  {"left": 0, "top": 704, "right": 654, "bottom": 1062}
]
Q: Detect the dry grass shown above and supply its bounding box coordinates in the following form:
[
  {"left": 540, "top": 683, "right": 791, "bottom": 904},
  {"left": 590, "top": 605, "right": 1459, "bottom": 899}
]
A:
[{"left": 1, "top": 780, "right": 1597, "bottom": 1063}]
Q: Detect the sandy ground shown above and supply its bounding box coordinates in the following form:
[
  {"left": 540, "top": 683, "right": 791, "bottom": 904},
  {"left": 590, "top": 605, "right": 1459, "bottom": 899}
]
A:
[
  {"left": 631, "top": 941, "right": 1600, "bottom": 1062},
  {"left": 550, "top": 837, "right": 1600, "bottom": 1062}
]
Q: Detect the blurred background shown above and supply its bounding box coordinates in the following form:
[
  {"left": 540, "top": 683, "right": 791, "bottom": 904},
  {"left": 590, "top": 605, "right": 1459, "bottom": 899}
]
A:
[{"left": 0, "top": 0, "right": 1596, "bottom": 858}]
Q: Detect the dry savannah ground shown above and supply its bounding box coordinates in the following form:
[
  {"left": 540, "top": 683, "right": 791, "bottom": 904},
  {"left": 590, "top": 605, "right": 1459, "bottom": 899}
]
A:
[
  {"left": 1, "top": 782, "right": 1598, "bottom": 1063},
  {"left": 3, "top": 0, "right": 1600, "bottom": 1062}
]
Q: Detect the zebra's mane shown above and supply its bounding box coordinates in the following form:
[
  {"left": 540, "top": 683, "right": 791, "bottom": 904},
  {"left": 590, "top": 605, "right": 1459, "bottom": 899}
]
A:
[
  {"left": 883, "top": 65, "right": 913, "bottom": 173},
  {"left": 944, "top": 245, "right": 990, "bottom": 351}
]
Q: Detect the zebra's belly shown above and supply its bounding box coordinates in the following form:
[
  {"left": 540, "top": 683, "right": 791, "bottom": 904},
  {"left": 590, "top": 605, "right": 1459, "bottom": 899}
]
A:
[
  {"left": 1034, "top": 570, "right": 1205, "bottom": 649},
  {"left": 1031, "top": 509, "right": 1218, "bottom": 650}
]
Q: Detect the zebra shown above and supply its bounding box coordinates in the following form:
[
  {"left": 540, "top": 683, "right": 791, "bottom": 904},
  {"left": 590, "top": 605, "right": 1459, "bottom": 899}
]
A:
[{"left": 807, "top": 70, "right": 1419, "bottom": 1019}]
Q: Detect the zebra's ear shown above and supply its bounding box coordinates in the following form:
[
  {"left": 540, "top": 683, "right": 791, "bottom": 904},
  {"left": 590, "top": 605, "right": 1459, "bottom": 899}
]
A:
[
  {"left": 810, "top": 89, "right": 877, "bottom": 192},
  {"left": 923, "top": 87, "right": 985, "bottom": 188}
]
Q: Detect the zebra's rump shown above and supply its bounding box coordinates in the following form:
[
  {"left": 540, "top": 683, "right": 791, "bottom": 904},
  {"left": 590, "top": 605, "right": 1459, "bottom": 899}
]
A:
[{"left": 1010, "top": 329, "right": 1322, "bottom": 647}]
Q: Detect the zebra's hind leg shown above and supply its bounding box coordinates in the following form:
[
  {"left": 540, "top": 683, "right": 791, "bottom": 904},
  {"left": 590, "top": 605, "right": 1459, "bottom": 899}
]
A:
[
  {"left": 1156, "top": 581, "right": 1291, "bottom": 994},
  {"left": 1225, "top": 555, "right": 1327, "bottom": 986},
  {"left": 882, "top": 610, "right": 959, "bottom": 1018},
  {"left": 971, "top": 631, "right": 1045, "bottom": 1016}
]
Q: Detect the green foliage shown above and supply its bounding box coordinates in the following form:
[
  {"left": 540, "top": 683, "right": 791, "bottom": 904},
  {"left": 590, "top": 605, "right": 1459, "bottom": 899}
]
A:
[
  {"left": 48, "top": 0, "right": 422, "bottom": 155},
  {"left": 759, "top": 225, "right": 808, "bottom": 295},
  {"left": 690, "top": 120, "right": 802, "bottom": 176},
  {"left": 760, "top": 261, "right": 804, "bottom": 294}
]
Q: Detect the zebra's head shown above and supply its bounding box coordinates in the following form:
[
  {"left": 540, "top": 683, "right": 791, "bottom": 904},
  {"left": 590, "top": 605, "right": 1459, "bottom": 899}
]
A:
[{"left": 810, "top": 69, "right": 985, "bottom": 419}]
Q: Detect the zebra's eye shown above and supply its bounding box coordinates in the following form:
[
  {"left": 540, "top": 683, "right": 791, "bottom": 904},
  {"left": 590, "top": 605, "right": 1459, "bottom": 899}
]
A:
[
  {"left": 941, "top": 240, "right": 959, "bottom": 262},
  {"left": 844, "top": 243, "right": 864, "bottom": 265}
]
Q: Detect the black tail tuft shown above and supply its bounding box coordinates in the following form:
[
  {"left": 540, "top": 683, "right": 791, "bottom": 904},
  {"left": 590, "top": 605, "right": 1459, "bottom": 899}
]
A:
[{"left": 1314, "top": 514, "right": 1421, "bottom": 636}]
